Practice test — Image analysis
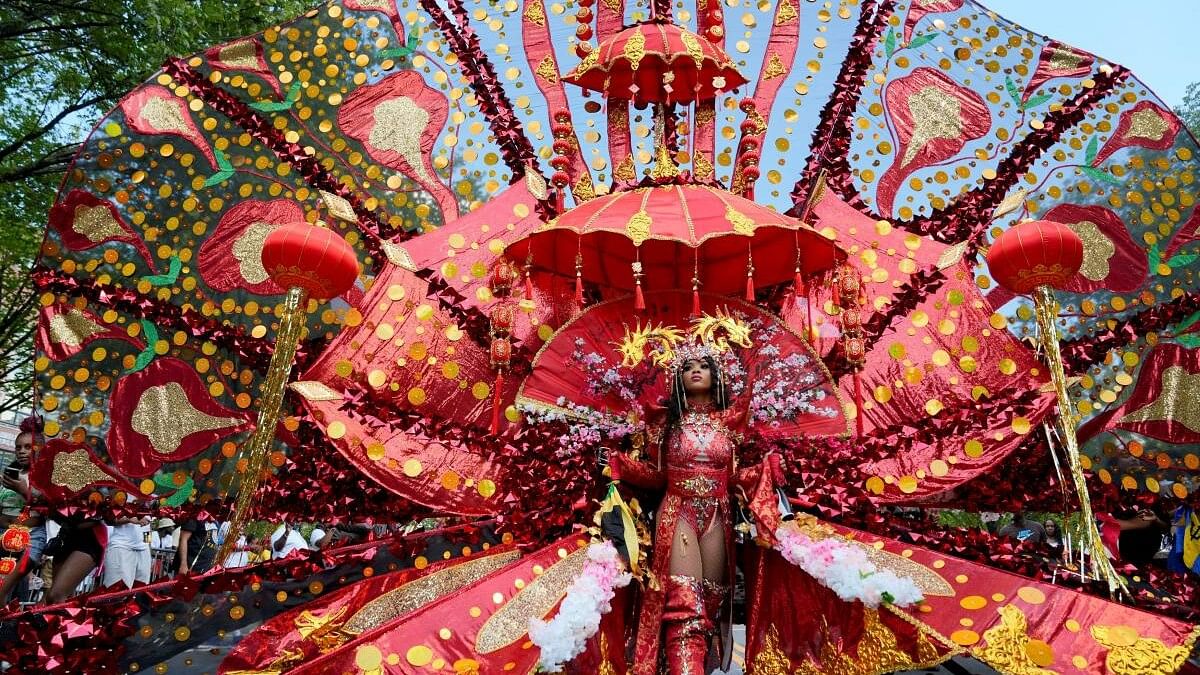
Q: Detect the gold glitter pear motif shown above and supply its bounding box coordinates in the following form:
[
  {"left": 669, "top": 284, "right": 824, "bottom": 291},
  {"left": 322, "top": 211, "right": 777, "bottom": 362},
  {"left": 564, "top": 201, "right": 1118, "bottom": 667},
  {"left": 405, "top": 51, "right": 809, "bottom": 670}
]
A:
[
  {"left": 369, "top": 97, "right": 431, "bottom": 180},
  {"left": 1045, "top": 45, "right": 1085, "bottom": 71},
  {"left": 902, "top": 86, "right": 964, "bottom": 167},
  {"left": 623, "top": 30, "right": 646, "bottom": 71},
  {"left": 73, "top": 204, "right": 125, "bottom": 242},
  {"left": 973, "top": 605, "right": 1055, "bottom": 675},
  {"left": 52, "top": 448, "right": 112, "bottom": 492},
  {"left": 625, "top": 208, "right": 652, "bottom": 246},
  {"left": 231, "top": 221, "right": 276, "bottom": 285},
  {"left": 1124, "top": 108, "right": 1169, "bottom": 142},
  {"left": 524, "top": 0, "right": 546, "bottom": 26},
  {"left": 475, "top": 547, "right": 588, "bottom": 653},
  {"left": 319, "top": 190, "right": 358, "bottom": 222},
  {"left": 993, "top": 188, "right": 1028, "bottom": 219},
  {"left": 1091, "top": 624, "right": 1197, "bottom": 675},
  {"left": 343, "top": 550, "right": 520, "bottom": 634},
  {"left": 217, "top": 40, "right": 259, "bottom": 69},
  {"left": 352, "top": 0, "right": 392, "bottom": 9},
  {"left": 535, "top": 54, "right": 559, "bottom": 83},
  {"left": 936, "top": 241, "right": 967, "bottom": 270},
  {"left": 1120, "top": 366, "right": 1200, "bottom": 433},
  {"left": 130, "top": 381, "right": 241, "bottom": 455},
  {"left": 1066, "top": 220, "right": 1115, "bottom": 281},
  {"left": 139, "top": 96, "right": 191, "bottom": 135},
  {"left": 48, "top": 309, "right": 106, "bottom": 348}
]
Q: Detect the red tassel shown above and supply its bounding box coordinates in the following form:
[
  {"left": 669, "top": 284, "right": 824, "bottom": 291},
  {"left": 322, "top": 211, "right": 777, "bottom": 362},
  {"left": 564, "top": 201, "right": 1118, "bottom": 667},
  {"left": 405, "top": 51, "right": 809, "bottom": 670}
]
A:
[
  {"left": 490, "top": 371, "right": 505, "bottom": 435},
  {"left": 853, "top": 371, "right": 864, "bottom": 439},
  {"left": 806, "top": 287, "right": 815, "bottom": 341},
  {"left": 634, "top": 282, "right": 646, "bottom": 311},
  {"left": 692, "top": 287, "right": 701, "bottom": 316},
  {"left": 574, "top": 274, "right": 584, "bottom": 305},
  {"left": 525, "top": 273, "right": 534, "bottom": 301},
  {"left": 792, "top": 271, "right": 805, "bottom": 305},
  {"left": 744, "top": 275, "right": 755, "bottom": 302}
]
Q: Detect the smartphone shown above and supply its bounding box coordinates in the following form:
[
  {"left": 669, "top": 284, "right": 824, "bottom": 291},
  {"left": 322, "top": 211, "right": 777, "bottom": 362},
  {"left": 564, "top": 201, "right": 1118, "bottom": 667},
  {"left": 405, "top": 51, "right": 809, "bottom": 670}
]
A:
[{"left": 2, "top": 464, "right": 20, "bottom": 481}]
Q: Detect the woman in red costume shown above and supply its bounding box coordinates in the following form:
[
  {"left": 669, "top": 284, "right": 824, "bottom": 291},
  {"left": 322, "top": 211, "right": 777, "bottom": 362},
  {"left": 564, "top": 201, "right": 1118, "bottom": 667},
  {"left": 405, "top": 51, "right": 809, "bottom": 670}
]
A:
[{"left": 611, "top": 347, "right": 782, "bottom": 675}]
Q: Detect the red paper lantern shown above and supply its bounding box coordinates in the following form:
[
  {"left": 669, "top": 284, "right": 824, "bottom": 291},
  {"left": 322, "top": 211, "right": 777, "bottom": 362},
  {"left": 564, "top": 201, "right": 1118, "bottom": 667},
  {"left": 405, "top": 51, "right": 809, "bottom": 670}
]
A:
[
  {"left": 1, "top": 527, "right": 29, "bottom": 552},
  {"left": 261, "top": 224, "right": 359, "bottom": 300},
  {"left": 841, "top": 307, "right": 862, "bottom": 331},
  {"left": 490, "top": 303, "right": 516, "bottom": 336},
  {"left": 986, "top": 220, "right": 1084, "bottom": 294},
  {"left": 0, "top": 558, "right": 14, "bottom": 575},
  {"left": 490, "top": 260, "right": 519, "bottom": 296},
  {"left": 490, "top": 337, "right": 512, "bottom": 367},
  {"left": 844, "top": 336, "right": 866, "bottom": 362}
]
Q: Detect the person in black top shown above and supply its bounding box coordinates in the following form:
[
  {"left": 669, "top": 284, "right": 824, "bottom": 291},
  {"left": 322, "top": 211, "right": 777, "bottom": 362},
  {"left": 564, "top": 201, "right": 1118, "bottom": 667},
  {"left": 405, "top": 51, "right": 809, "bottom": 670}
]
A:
[
  {"left": 998, "top": 512, "right": 1047, "bottom": 544},
  {"left": 1042, "top": 519, "right": 1064, "bottom": 562},
  {"left": 174, "top": 520, "right": 217, "bottom": 575},
  {"left": 1114, "top": 509, "right": 1169, "bottom": 566}
]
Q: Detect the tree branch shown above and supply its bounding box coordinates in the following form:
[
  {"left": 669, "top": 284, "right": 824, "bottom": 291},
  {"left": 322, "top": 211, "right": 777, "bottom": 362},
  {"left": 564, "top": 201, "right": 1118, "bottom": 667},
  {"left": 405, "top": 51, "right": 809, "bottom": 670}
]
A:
[{"left": 0, "top": 93, "right": 110, "bottom": 164}]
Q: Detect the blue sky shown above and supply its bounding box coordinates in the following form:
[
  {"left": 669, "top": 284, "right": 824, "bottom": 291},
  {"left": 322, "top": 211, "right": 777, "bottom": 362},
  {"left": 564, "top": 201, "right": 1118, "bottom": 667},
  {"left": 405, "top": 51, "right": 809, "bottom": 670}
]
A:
[{"left": 985, "top": 0, "right": 1197, "bottom": 106}]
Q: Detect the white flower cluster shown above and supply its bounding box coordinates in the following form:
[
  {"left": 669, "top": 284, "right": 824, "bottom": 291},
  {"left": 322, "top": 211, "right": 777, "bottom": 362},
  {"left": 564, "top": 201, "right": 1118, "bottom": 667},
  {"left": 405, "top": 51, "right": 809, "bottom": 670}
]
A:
[
  {"left": 529, "top": 541, "right": 632, "bottom": 672},
  {"left": 774, "top": 526, "right": 923, "bottom": 609}
]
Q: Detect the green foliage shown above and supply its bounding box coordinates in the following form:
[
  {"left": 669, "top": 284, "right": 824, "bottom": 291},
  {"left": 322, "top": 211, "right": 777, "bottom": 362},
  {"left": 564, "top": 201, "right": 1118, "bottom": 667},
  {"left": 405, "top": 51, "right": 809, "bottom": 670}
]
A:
[
  {"left": 0, "top": 0, "right": 310, "bottom": 413},
  {"left": 1177, "top": 80, "right": 1200, "bottom": 139}
]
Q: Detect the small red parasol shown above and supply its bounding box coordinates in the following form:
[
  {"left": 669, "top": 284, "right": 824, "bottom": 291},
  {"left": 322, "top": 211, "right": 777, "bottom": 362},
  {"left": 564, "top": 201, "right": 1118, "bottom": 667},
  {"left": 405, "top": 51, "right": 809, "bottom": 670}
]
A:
[
  {"left": 563, "top": 21, "right": 746, "bottom": 105},
  {"left": 504, "top": 184, "right": 843, "bottom": 304}
]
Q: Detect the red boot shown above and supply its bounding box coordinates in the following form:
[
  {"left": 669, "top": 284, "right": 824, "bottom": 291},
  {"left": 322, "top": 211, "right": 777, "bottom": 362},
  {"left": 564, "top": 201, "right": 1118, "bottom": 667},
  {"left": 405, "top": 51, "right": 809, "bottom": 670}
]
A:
[{"left": 663, "top": 575, "right": 710, "bottom": 675}]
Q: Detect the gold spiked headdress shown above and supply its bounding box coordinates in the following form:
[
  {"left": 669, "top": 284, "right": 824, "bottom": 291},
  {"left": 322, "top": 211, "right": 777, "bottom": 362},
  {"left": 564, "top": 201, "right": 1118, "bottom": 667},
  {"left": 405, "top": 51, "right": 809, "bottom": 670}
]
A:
[{"left": 613, "top": 308, "right": 752, "bottom": 371}]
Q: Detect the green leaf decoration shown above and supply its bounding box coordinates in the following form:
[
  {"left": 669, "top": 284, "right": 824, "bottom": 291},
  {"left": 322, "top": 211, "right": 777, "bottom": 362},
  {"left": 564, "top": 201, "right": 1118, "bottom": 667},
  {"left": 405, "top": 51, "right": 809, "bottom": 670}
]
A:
[
  {"left": 1085, "top": 135, "right": 1099, "bottom": 165},
  {"left": 1022, "top": 93, "right": 1052, "bottom": 110},
  {"left": 129, "top": 320, "right": 159, "bottom": 373},
  {"left": 1167, "top": 252, "right": 1199, "bottom": 268},
  {"left": 248, "top": 81, "right": 302, "bottom": 112},
  {"left": 215, "top": 148, "right": 233, "bottom": 172},
  {"left": 203, "top": 150, "right": 234, "bottom": 188},
  {"left": 142, "top": 255, "right": 181, "bottom": 286},
  {"left": 1005, "top": 76, "right": 1022, "bottom": 107},
  {"left": 382, "top": 31, "right": 421, "bottom": 58},
  {"left": 153, "top": 473, "right": 195, "bottom": 507},
  {"left": 884, "top": 29, "right": 896, "bottom": 58},
  {"left": 1178, "top": 334, "right": 1200, "bottom": 348},
  {"left": 1176, "top": 309, "right": 1200, "bottom": 334},
  {"left": 1081, "top": 166, "right": 1121, "bottom": 186},
  {"left": 907, "top": 33, "right": 936, "bottom": 49}
]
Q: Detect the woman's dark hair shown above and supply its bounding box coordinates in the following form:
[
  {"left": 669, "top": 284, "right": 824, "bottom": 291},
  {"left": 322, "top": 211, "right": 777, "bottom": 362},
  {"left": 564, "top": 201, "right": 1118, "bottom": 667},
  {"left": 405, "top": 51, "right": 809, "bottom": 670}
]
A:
[{"left": 664, "top": 355, "right": 731, "bottom": 425}]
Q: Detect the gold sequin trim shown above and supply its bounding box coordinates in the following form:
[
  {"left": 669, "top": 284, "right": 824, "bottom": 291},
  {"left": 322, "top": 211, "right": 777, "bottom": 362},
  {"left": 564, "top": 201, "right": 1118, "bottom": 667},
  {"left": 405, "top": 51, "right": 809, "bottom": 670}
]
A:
[
  {"left": 1045, "top": 45, "right": 1085, "bottom": 71},
  {"left": 319, "top": 190, "right": 358, "bottom": 223},
  {"left": 535, "top": 54, "right": 559, "bottom": 83},
  {"left": 475, "top": 547, "right": 588, "bottom": 653},
  {"left": 623, "top": 30, "right": 646, "bottom": 71},
  {"left": 1066, "top": 220, "right": 1115, "bottom": 281},
  {"left": 344, "top": 550, "right": 520, "bottom": 634},
  {"left": 762, "top": 53, "right": 787, "bottom": 80},
  {"left": 774, "top": 0, "right": 798, "bottom": 25},
  {"left": 368, "top": 96, "right": 431, "bottom": 181},
  {"left": 613, "top": 154, "right": 637, "bottom": 183},
  {"left": 572, "top": 173, "right": 596, "bottom": 201},
  {"left": 1091, "top": 623, "right": 1197, "bottom": 675},
  {"left": 1120, "top": 366, "right": 1200, "bottom": 433},
  {"left": 289, "top": 381, "right": 344, "bottom": 402},
  {"left": 973, "top": 605, "right": 1055, "bottom": 675}
]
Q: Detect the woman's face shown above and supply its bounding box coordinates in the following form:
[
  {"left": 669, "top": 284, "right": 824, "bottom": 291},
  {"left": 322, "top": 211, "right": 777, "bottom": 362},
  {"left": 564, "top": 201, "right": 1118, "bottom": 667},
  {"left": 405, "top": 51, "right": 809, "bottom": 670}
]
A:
[
  {"left": 1044, "top": 521, "right": 1058, "bottom": 536},
  {"left": 14, "top": 432, "right": 33, "bottom": 465},
  {"left": 681, "top": 359, "right": 712, "bottom": 395}
]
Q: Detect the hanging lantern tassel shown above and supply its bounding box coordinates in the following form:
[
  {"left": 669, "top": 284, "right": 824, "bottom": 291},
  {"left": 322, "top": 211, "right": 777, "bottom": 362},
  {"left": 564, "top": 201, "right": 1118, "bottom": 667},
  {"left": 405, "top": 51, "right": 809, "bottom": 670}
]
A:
[
  {"left": 490, "top": 370, "right": 505, "bottom": 435},
  {"left": 692, "top": 279, "right": 702, "bottom": 317},
  {"left": 853, "top": 371, "right": 864, "bottom": 438},
  {"left": 574, "top": 252, "right": 585, "bottom": 306},
  {"left": 744, "top": 253, "right": 756, "bottom": 302},
  {"left": 633, "top": 261, "right": 646, "bottom": 311},
  {"left": 524, "top": 265, "right": 535, "bottom": 302},
  {"left": 806, "top": 284, "right": 816, "bottom": 341}
]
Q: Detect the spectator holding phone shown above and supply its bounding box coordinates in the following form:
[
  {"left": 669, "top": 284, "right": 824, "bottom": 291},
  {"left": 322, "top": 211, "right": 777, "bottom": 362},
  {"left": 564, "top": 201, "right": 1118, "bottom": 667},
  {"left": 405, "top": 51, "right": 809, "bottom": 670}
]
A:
[{"left": 0, "top": 418, "right": 48, "bottom": 603}]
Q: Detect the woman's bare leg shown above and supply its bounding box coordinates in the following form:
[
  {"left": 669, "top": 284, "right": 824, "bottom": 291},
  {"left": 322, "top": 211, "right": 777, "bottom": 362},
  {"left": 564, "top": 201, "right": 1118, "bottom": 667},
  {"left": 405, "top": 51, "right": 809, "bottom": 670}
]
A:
[{"left": 46, "top": 551, "right": 95, "bottom": 604}]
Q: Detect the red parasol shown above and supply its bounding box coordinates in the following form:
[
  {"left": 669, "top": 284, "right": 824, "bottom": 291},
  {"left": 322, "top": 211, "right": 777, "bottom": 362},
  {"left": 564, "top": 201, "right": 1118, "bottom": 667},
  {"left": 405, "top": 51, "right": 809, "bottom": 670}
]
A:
[
  {"left": 504, "top": 184, "right": 843, "bottom": 299},
  {"left": 563, "top": 21, "right": 746, "bottom": 105}
]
